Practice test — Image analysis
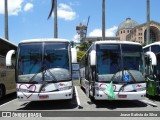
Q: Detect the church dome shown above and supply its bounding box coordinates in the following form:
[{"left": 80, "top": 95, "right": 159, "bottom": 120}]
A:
[{"left": 118, "top": 18, "right": 139, "bottom": 31}]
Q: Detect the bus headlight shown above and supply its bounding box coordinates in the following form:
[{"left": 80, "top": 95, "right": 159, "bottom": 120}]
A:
[{"left": 58, "top": 86, "right": 72, "bottom": 91}]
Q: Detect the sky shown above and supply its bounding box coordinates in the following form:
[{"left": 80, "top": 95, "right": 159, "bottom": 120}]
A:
[{"left": 0, "top": 0, "right": 160, "bottom": 45}]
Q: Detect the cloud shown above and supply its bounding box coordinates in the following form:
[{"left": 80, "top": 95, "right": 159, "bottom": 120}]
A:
[
  {"left": 89, "top": 26, "right": 118, "bottom": 37},
  {"left": 0, "top": 0, "right": 23, "bottom": 16},
  {"left": 56, "top": 3, "right": 77, "bottom": 21},
  {"left": 69, "top": 2, "right": 80, "bottom": 6},
  {"left": 72, "top": 34, "right": 80, "bottom": 43},
  {"left": 0, "top": 0, "right": 34, "bottom": 16},
  {"left": 24, "top": 3, "right": 33, "bottom": 12}
]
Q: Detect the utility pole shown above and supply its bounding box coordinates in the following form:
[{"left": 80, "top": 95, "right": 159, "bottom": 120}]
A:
[
  {"left": 102, "top": 0, "right": 105, "bottom": 40},
  {"left": 54, "top": 0, "right": 58, "bottom": 38},
  {"left": 146, "top": 0, "right": 150, "bottom": 45},
  {"left": 48, "top": 0, "right": 58, "bottom": 38},
  {"left": 4, "top": 0, "right": 9, "bottom": 40}
]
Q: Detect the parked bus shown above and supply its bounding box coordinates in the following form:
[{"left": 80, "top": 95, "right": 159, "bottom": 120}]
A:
[
  {"left": 0, "top": 38, "right": 17, "bottom": 99},
  {"left": 143, "top": 42, "right": 160, "bottom": 97},
  {"left": 6, "top": 38, "right": 77, "bottom": 101},
  {"left": 80, "top": 41, "right": 146, "bottom": 100}
]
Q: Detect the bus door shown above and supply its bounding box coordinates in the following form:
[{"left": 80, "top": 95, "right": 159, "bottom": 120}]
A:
[
  {"left": 85, "top": 50, "right": 96, "bottom": 98},
  {"left": 85, "top": 54, "right": 90, "bottom": 97},
  {"left": 145, "top": 56, "right": 157, "bottom": 96}
]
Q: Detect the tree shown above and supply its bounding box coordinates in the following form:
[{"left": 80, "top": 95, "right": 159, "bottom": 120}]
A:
[
  {"left": 76, "top": 40, "right": 94, "bottom": 61},
  {"left": 48, "top": 0, "right": 58, "bottom": 38},
  {"left": 70, "top": 41, "right": 75, "bottom": 48},
  {"left": 77, "top": 51, "right": 85, "bottom": 62}
]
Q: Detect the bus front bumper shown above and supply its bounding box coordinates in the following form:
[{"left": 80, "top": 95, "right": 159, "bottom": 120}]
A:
[
  {"left": 17, "top": 88, "right": 73, "bottom": 101},
  {"left": 94, "top": 90, "right": 146, "bottom": 100}
]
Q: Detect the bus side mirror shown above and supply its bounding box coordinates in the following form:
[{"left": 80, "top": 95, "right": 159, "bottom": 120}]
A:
[
  {"left": 71, "top": 48, "right": 77, "bottom": 63},
  {"left": 6, "top": 50, "right": 15, "bottom": 66},
  {"left": 90, "top": 50, "right": 96, "bottom": 66},
  {"left": 145, "top": 51, "right": 157, "bottom": 66}
]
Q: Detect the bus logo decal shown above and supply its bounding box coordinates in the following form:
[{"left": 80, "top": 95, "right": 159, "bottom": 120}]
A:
[
  {"left": 99, "top": 83, "right": 116, "bottom": 91},
  {"left": 136, "top": 84, "right": 142, "bottom": 87},
  {"left": 19, "top": 84, "right": 36, "bottom": 99}
]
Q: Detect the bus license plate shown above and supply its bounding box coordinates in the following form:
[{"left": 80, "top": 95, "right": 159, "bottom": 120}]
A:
[
  {"left": 39, "top": 95, "right": 49, "bottom": 99},
  {"left": 118, "top": 95, "right": 127, "bottom": 98}
]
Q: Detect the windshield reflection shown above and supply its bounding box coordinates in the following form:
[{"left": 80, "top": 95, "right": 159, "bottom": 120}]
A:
[
  {"left": 97, "top": 44, "right": 144, "bottom": 82},
  {"left": 17, "top": 42, "right": 71, "bottom": 83}
]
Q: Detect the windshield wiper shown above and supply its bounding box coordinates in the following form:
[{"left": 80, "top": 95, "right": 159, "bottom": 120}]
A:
[
  {"left": 43, "top": 53, "right": 59, "bottom": 82},
  {"left": 117, "top": 67, "right": 137, "bottom": 93},
  {"left": 117, "top": 69, "right": 137, "bottom": 94},
  {"left": 29, "top": 81, "right": 38, "bottom": 84},
  {"left": 46, "top": 69, "right": 57, "bottom": 82},
  {"left": 110, "top": 64, "right": 121, "bottom": 82},
  {"left": 37, "top": 65, "right": 58, "bottom": 96},
  {"left": 28, "top": 67, "right": 42, "bottom": 83}
]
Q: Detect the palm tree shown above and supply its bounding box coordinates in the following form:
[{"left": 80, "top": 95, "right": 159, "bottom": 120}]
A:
[
  {"left": 4, "top": 0, "right": 9, "bottom": 40},
  {"left": 48, "top": 0, "right": 58, "bottom": 38},
  {"left": 102, "top": 0, "right": 105, "bottom": 40}
]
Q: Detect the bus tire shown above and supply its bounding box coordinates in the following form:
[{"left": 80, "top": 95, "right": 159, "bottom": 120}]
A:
[
  {"left": 146, "top": 86, "right": 151, "bottom": 99},
  {"left": 89, "top": 93, "right": 94, "bottom": 101},
  {"left": 146, "top": 92, "right": 150, "bottom": 98},
  {"left": 66, "top": 95, "right": 73, "bottom": 103},
  {"left": 66, "top": 98, "right": 72, "bottom": 103},
  {"left": 0, "top": 85, "right": 5, "bottom": 99}
]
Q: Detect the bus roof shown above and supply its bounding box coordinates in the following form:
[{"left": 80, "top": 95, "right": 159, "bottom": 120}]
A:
[
  {"left": 0, "top": 37, "right": 17, "bottom": 47},
  {"left": 143, "top": 41, "right": 160, "bottom": 49},
  {"left": 94, "top": 40, "right": 142, "bottom": 46},
  {"left": 19, "top": 38, "right": 70, "bottom": 44}
]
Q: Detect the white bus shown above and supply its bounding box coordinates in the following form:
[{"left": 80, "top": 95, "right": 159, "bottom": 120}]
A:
[
  {"left": 143, "top": 42, "right": 160, "bottom": 97},
  {"left": 80, "top": 41, "right": 146, "bottom": 100},
  {"left": 0, "top": 38, "right": 17, "bottom": 99},
  {"left": 6, "top": 38, "right": 77, "bottom": 101}
]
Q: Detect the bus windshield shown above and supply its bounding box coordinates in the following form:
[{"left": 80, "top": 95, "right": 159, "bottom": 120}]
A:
[
  {"left": 97, "top": 44, "right": 144, "bottom": 83},
  {"left": 17, "top": 42, "right": 71, "bottom": 83}
]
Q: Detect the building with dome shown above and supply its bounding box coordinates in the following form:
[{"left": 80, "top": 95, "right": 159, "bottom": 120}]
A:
[
  {"left": 81, "top": 18, "right": 160, "bottom": 45},
  {"left": 116, "top": 18, "right": 160, "bottom": 44}
]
